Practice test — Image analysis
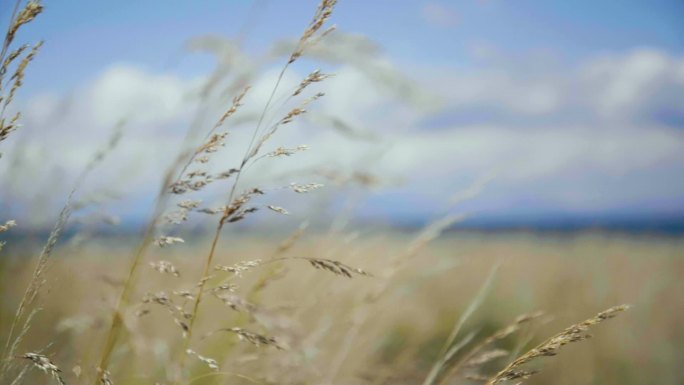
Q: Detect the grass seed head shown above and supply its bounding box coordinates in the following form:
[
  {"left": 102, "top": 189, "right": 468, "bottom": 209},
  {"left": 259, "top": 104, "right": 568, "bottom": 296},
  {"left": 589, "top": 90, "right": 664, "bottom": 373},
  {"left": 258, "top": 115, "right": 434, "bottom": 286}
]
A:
[{"left": 21, "top": 353, "right": 66, "bottom": 385}]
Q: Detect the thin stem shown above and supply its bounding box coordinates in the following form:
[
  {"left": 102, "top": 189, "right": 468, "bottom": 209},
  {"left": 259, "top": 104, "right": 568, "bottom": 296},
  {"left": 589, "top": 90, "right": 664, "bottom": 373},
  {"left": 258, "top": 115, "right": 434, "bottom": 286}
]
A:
[
  {"left": 0, "top": 0, "right": 22, "bottom": 66},
  {"left": 93, "top": 220, "right": 156, "bottom": 379},
  {"left": 176, "top": 220, "right": 224, "bottom": 379},
  {"left": 174, "top": 54, "right": 292, "bottom": 385}
]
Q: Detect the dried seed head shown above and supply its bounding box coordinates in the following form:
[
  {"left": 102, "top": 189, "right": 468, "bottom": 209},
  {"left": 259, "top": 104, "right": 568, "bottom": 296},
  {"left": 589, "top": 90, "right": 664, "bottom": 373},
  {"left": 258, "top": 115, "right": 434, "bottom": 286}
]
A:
[
  {"left": 267, "top": 205, "right": 289, "bottom": 215},
  {"left": 306, "top": 257, "right": 371, "bottom": 278},
  {"left": 154, "top": 236, "right": 185, "bottom": 247},
  {"left": 98, "top": 368, "right": 114, "bottom": 385},
  {"left": 215, "top": 168, "right": 239, "bottom": 179},
  {"left": 293, "top": 70, "right": 334, "bottom": 96},
  {"left": 220, "top": 188, "right": 264, "bottom": 223},
  {"left": 211, "top": 283, "right": 238, "bottom": 294},
  {"left": 214, "top": 86, "right": 250, "bottom": 128},
  {"left": 163, "top": 209, "right": 189, "bottom": 224},
  {"left": 280, "top": 107, "right": 307, "bottom": 125},
  {"left": 3, "top": 41, "right": 43, "bottom": 111},
  {"left": 6, "top": 1, "right": 44, "bottom": 46},
  {"left": 0, "top": 219, "right": 16, "bottom": 232},
  {"left": 214, "top": 260, "right": 262, "bottom": 277},
  {"left": 289, "top": 0, "right": 337, "bottom": 64},
  {"left": 173, "top": 289, "right": 196, "bottom": 300},
  {"left": 186, "top": 349, "right": 219, "bottom": 371},
  {"left": 197, "top": 132, "right": 229, "bottom": 154},
  {"left": 267, "top": 145, "right": 309, "bottom": 158},
  {"left": 177, "top": 199, "right": 202, "bottom": 210},
  {"left": 221, "top": 327, "right": 284, "bottom": 349},
  {"left": 20, "top": 353, "right": 66, "bottom": 385},
  {"left": 198, "top": 206, "right": 225, "bottom": 215},
  {"left": 149, "top": 260, "right": 180, "bottom": 277},
  {"left": 1, "top": 44, "right": 28, "bottom": 76},
  {"left": 290, "top": 182, "right": 324, "bottom": 193},
  {"left": 141, "top": 291, "right": 192, "bottom": 337},
  {"left": 196, "top": 275, "right": 215, "bottom": 287},
  {"left": 142, "top": 291, "right": 171, "bottom": 306},
  {"left": 214, "top": 293, "right": 256, "bottom": 313},
  {"left": 487, "top": 305, "right": 630, "bottom": 385}
]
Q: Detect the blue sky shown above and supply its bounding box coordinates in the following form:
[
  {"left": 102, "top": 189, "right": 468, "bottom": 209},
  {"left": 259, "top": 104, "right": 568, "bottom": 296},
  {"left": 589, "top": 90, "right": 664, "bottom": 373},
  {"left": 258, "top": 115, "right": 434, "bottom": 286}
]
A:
[
  {"left": 12, "top": 0, "right": 683, "bottom": 93},
  {"left": 1, "top": 0, "right": 683, "bottom": 227}
]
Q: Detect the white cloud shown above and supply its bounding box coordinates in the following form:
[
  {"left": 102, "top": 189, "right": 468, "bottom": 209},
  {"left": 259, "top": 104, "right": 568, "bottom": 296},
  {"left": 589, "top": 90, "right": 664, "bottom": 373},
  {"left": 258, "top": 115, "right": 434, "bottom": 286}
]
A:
[
  {"left": 425, "top": 48, "right": 684, "bottom": 126},
  {"left": 88, "top": 65, "right": 192, "bottom": 127},
  {"left": 2, "top": 47, "right": 684, "bottom": 224},
  {"left": 581, "top": 49, "right": 684, "bottom": 121}
]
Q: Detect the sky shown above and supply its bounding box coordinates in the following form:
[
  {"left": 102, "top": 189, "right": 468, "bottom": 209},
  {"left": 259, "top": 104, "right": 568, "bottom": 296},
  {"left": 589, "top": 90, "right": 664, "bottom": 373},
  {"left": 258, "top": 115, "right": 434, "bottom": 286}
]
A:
[{"left": 1, "top": 0, "right": 683, "bottom": 228}]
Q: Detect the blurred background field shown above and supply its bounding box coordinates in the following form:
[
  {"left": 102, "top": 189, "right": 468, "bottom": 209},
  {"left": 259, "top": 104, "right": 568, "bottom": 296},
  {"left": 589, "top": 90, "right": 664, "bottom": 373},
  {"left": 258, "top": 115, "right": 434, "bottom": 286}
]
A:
[{"left": 2, "top": 231, "right": 683, "bottom": 384}]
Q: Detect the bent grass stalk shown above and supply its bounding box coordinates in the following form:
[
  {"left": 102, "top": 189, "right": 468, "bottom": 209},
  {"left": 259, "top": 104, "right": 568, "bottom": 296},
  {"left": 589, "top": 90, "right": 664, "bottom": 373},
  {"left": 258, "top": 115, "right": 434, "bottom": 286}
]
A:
[
  {"left": 176, "top": 2, "right": 338, "bottom": 382},
  {"left": 486, "top": 304, "right": 630, "bottom": 384},
  {"left": 94, "top": 57, "right": 250, "bottom": 383}
]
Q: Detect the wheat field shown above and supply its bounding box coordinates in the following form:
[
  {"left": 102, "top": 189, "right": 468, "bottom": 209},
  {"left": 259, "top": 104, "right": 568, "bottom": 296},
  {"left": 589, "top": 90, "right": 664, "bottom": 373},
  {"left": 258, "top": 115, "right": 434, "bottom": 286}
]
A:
[{"left": 1, "top": 232, "right": 682, "bottom": 384}]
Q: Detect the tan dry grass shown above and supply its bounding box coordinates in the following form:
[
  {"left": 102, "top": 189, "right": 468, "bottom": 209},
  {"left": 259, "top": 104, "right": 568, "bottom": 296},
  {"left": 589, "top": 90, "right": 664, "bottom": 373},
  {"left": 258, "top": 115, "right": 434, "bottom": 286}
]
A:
[{"left": 2, "top": 233, "right": 680, "bottom": 385}]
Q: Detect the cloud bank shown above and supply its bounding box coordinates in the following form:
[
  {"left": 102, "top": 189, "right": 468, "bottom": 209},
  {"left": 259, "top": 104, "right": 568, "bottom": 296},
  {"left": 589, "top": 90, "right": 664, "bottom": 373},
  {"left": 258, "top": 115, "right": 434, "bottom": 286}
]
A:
[{"left": 1, "top": 46, "right": 683, "bottom": 226}]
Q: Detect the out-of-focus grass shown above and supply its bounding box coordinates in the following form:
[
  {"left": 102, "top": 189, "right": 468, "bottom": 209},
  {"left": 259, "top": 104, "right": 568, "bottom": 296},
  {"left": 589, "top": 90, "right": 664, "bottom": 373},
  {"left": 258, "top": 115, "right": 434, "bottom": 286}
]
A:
[{"left": 1, "top": 231, "right": 681, "bottom": 385}]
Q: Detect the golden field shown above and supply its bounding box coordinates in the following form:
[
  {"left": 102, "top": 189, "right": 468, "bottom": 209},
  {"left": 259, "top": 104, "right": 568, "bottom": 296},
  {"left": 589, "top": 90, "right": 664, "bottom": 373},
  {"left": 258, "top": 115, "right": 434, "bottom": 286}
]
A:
[{"left": 1, "top": 231, "right": 682, "bottom": 385}]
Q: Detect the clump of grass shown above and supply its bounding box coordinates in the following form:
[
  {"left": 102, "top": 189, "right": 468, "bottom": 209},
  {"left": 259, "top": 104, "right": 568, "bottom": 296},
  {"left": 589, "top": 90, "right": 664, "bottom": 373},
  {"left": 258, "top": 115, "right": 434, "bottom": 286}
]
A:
[
  {"left": 93, "top": 2, "right": 341, "bottom": 383},
  {"left": 173, "top": 1, "right": 340, "bottom": 378}
]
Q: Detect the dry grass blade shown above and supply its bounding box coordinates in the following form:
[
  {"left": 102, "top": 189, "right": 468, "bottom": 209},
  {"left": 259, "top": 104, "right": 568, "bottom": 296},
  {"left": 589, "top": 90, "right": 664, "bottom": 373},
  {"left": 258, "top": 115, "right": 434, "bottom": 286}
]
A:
[
  {"left": 423, "top": 264, "right": 499, "bottom": 385},
  {"left": 486, "top": 305, "right": 631, "bottom": 384},
  {"left": 438, "top": 311, "right": 545, "bottom": 384}
]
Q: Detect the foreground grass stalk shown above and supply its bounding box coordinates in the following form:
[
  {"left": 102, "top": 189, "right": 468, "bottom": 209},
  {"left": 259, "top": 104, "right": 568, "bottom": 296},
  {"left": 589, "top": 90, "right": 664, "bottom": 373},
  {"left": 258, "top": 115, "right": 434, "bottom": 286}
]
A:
[
  {"left": 174, "top": 64, "right": 286, "bottom": 384},
  {"left": 175, "top": 4, "right": 337, "bottom": 383},
  {"left": 94, "top": 220, "right": 157, "bottom": 381},
  {"left": 176, "top": 220, "right": 224, "bottom": 381},
  {"left": 93, "top": 78, "right": 232, "bottom": 382}
]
